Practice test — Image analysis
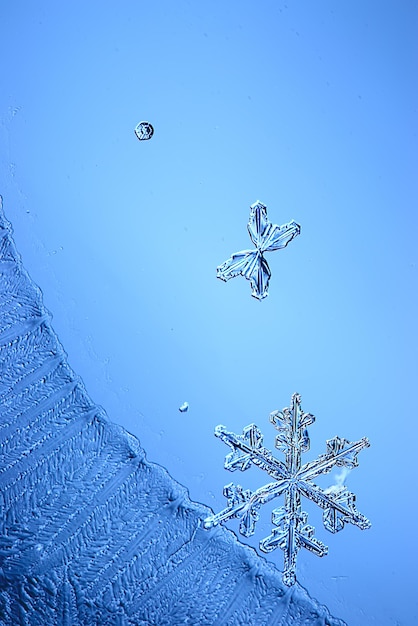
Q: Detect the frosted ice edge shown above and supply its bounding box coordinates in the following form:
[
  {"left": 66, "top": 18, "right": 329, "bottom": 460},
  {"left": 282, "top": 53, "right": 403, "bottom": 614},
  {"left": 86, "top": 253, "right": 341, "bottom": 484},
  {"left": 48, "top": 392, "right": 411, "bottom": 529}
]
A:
[{"left": 0, "top": 198, "right": 345, "bottom": 625}]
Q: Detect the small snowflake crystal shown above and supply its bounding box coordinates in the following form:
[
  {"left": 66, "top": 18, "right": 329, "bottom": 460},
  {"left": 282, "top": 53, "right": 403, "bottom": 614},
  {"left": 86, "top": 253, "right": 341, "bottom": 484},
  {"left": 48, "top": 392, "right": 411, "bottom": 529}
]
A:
[
  {"left": 204, "top": 393, "right": 371, "bottom": 585},
  {"left": 134, "top": 121, "right": 154, "bottom": 140},
  {"left": 216, "top": 201, "right": 301, "bottom": 300}
]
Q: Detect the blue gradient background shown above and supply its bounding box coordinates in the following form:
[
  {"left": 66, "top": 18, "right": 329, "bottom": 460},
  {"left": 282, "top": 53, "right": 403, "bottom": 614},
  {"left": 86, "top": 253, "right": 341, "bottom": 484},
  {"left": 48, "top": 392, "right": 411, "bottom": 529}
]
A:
[{"left": 1, "top": 2, "right": 417, "bottom": 624}]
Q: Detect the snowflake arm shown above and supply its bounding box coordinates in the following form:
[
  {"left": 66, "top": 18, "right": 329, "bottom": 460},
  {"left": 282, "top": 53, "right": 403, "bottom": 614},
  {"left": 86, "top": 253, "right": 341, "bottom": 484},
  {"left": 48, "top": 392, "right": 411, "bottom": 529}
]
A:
[
  {"left": 260, "top": 505, "right": 328, "bottom": 586},
  {"left": 247, "top": 201, "right": 301, "bottom": 251},
  {"left": 247, "top": 201, "right": 271, "bottom": 247},
  {"left": 298, "top": 481, "right": 371, "bottom": 532},
  {"left": 214, "top": 423, "right": 287, "bottom": 478},
  {"left": 203, "top": 480, "right": 288, "bottom": 537},
  {"left": 216, "top": 250, "right": 258, "bottom": 283},
  {"left": 216, "top": 250, "right": 272, "bottom": 300},
  {"left": 260, "top": 220, "right": 301, "bottom": 252},
  {"left": 298, "top": 436, "right": 370, "bottom": 482}
]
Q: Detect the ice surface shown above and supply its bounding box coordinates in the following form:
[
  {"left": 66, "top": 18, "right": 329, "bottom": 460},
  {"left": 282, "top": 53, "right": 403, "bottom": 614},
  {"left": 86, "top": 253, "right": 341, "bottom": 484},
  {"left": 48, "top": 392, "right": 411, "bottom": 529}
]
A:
[
  {"left": 217, "top": 201, "right": 301, "bottom": 299},
  {"left": 0, "top": 199, "right": 346, "bottom": 624},
  {"left": 204, "top": 392, "right": 371, "bottom": 586}
]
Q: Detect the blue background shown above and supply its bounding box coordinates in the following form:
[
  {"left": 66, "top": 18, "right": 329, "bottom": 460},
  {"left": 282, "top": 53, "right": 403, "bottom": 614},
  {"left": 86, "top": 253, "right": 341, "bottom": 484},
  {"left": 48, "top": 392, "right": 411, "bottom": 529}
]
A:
[{"left": 1, "top": 1, "right": 417, "bottom": 624}]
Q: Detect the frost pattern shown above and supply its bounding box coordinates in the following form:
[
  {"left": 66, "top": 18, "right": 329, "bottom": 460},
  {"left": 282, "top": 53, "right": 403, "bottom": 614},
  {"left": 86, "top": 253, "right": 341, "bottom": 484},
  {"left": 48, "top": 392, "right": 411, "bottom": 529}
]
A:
[
  {"left": 0, "top": 199, "right": 346, "bottom": 625},
  {"left": 217, "top": 201, "right": 301, "bottom": 300},
  {"left": 204, "top": 393, "right": 371, "bottom": 586}
]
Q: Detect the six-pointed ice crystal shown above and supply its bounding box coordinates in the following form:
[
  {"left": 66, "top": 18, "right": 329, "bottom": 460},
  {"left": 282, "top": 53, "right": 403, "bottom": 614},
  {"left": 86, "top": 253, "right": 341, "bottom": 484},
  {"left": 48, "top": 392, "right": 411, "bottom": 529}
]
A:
[
  {"left": 203, "top": 393, "right": 371, "bottom": 586},
  {"left": 134, "top": 121, "right": 154, "bottom": 140},
  {"left": 217, "top": 201, "right": 301, "bottom": 300}
]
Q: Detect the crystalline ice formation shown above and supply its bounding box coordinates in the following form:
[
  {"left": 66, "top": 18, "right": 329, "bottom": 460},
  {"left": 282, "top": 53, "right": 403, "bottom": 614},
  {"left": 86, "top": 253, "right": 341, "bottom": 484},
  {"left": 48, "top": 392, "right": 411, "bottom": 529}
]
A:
[
  {"left": 217, "top": 201, "right": 301, "bottom": 300},
  {"left": 134, "top": 121, "right": 154, "bottom": 140},
  {"left": 0, "top": 199, "right": 346, "bottom": 625},
  {"left": 204, "top": 393, "right": 371, "bottom": 586}
]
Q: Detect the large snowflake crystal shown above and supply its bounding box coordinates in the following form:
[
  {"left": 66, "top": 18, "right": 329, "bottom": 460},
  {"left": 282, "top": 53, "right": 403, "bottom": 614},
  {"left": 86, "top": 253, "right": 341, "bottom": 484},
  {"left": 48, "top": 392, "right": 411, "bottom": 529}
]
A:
[
  {"left": 216, "top": 201, "right": 301, "bottom": 300},
  {"left": 203, "top": 393, "right": 371, "bottom": 586}
]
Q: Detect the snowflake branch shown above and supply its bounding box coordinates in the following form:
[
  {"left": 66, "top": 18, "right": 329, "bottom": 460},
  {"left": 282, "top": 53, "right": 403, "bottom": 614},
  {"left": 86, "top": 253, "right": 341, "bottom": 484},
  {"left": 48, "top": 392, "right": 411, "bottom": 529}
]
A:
[
  {"left": 298, "top": 436, "right": 370, "bottom": 482},
  {"left": 215, "top": 424, "right": 287, "bottom": 479}
]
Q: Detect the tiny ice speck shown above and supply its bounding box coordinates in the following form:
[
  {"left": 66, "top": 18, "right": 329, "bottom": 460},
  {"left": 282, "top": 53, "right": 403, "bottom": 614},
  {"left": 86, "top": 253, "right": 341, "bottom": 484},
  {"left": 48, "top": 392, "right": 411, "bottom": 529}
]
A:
[
  {"left": 134, "top": 121, "right": 154, "bottom": 141},
  {"left": 179, "top": 402, "right": 189, "bottom": 413}
]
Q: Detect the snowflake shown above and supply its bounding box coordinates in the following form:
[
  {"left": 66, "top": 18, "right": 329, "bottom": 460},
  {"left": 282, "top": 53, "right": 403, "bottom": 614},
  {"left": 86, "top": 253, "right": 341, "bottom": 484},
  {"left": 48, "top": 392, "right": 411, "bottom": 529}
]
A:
[
  {"left": 134, "top": 121, "right": 154, "bottom": 140},
  {"left": 216, "top": 201, "right": 301, "bottom": 300},
  {"left": 203, "top": 393, "right": 371, "bottom": 586}
]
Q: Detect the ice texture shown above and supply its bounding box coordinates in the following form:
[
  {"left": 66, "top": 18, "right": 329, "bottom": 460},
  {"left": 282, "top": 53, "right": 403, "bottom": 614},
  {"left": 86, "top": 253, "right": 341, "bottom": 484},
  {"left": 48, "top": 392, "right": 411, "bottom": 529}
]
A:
[
  {"left": 217, "top": 201, "right": 301, "bottom": 300},
  {"left": 0, "top": 198, "right": 345, "bottom": 625},
  {"left": 204, "top": 393, "right": 370, "bottom": 586}
]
